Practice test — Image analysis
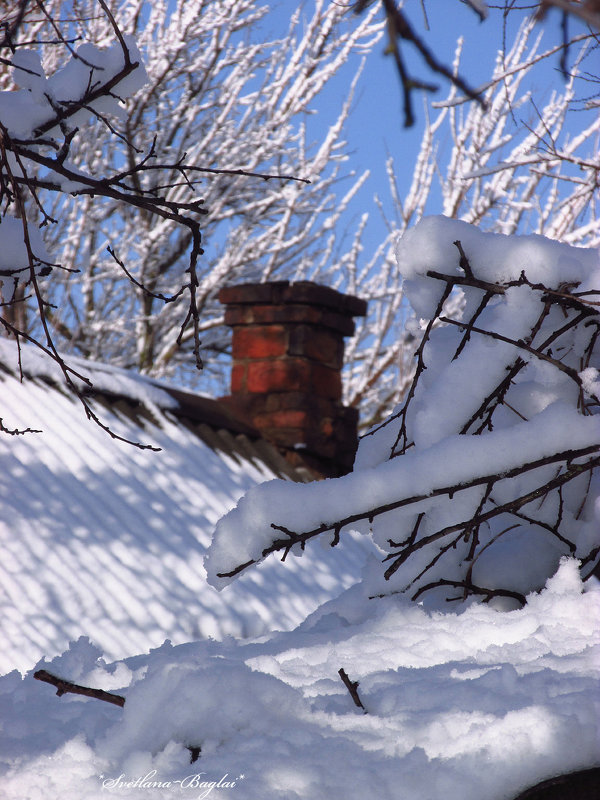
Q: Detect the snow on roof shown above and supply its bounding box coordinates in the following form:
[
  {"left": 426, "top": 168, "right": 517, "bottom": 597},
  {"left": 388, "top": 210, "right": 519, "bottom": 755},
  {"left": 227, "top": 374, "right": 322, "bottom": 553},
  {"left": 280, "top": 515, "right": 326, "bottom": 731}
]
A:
[
  {"left": 0, "top": 336, "right": 184, "bottom": 410},
  {"left": 0, "top": 340, "right": 372, "bottom": 674}
]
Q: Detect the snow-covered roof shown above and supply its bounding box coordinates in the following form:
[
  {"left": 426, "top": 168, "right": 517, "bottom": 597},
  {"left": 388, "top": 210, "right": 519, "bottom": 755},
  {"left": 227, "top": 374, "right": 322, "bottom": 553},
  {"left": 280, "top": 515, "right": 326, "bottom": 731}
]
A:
[{"left": 0, "top": 339, "right": 371, "bottom": 674}]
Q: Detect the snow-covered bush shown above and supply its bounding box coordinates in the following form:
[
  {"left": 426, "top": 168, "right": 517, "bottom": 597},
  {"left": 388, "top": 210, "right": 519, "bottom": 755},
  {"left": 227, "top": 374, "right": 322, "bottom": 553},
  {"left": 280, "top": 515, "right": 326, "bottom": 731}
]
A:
[{"left": 207, "top": 216, "right": 600, "bottom": 605}]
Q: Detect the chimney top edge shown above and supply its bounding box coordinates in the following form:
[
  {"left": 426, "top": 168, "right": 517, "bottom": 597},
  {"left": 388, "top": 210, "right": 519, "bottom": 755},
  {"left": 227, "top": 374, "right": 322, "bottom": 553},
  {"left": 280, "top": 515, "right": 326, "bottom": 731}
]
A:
[{"left": 219, "top": 281, "right": 367, "bottom": 317}]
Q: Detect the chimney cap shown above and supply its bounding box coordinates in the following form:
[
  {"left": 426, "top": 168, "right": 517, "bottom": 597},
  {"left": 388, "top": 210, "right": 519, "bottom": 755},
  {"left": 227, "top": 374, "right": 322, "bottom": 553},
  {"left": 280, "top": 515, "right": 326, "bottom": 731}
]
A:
[{"left": 219, "top": 281, "right": 367, "bottom": 318}]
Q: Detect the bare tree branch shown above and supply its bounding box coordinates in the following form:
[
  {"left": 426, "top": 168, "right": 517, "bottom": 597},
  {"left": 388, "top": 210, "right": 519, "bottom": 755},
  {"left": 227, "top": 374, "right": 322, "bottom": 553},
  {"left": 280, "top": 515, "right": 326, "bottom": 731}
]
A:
[
  {"left": 338, "top": 668, "right": 368, "bottom": 713},
  {"left": 34, "top": 669, "right": 125, "bottom": 707}
]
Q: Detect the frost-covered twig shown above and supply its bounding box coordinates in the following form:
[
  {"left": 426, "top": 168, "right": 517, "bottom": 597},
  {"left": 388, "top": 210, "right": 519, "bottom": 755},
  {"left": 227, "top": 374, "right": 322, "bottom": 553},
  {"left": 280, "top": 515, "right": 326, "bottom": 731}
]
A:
[
  {"left": 346, "top": 19, "right": 599, "bottom": 428},
  {"left": 1, "top": 0, "right": 331, "bottom": 442},
  {"left": 2, "top": 0, "right": 383, "bottom": 392}
]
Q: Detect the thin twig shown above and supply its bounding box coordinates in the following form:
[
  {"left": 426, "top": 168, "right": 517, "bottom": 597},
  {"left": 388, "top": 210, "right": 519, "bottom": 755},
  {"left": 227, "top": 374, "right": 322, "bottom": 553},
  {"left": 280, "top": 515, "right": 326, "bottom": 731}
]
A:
[
  {"left": 34, "top": 669, "right": 125, "bottom": 707},
  {"left": 338, "top": 668, "right": 367, "bottom": 713},
  {"left": 34, "top": 668, "right": 204, "bottom": 762},
  {"left": 0, "top": 418, "right": 42, "bottom": 435}
]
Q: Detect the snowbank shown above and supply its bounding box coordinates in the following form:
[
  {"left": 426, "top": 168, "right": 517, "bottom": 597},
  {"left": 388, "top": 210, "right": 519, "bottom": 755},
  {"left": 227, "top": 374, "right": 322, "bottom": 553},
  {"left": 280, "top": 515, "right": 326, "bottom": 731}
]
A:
[{"left": 1, "top": 559, "right": 598, "bottom": 800}]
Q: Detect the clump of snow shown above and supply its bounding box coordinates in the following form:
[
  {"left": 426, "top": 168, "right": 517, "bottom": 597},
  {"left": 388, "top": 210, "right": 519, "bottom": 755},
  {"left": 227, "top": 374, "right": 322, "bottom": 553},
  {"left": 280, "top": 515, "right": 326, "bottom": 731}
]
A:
[
  {"left": 580, "top": 367, "right": 600, "bottom": 400},
  {"left": 396, "top": 216, "right": 598, "bottom": 318},
  {"left": 206, "top": 217, "right": 600, "bottom": 606},
  {"left": 0, "top": 34, "right": 148, "bottom": 294},
  {"left": 0, "top": 39, "right": 147, "bottom": 140},
  {"left": 0, "top": 215, "right": 52, "bottom": 280},
  {"left": 0, "top": 560, "right": 598, "bottom": 800}
]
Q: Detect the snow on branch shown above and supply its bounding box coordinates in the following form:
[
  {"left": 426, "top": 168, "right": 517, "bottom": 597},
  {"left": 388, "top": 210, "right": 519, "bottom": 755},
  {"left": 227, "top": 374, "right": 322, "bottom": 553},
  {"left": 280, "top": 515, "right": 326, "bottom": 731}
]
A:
[{"left": 206, "top": 217, "right": 600, "bottom": 606}]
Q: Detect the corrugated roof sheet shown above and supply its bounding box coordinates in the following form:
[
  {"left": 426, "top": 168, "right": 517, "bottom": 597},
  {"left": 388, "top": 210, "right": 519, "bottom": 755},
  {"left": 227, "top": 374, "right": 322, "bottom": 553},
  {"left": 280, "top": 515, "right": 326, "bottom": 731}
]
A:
[{"left": 0, "top": 340, "right": 371, "bottom": 673}]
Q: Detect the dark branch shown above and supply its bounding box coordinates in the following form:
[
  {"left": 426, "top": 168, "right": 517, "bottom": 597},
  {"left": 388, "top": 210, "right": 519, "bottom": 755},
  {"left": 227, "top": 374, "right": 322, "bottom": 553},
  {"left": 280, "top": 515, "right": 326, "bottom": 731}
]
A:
[
  {"left": 338, "top": 668, "right": 367, "bottom": 713},
  {"left": 34, "top": 669, "right": 125, "bottom": 707},
  {"left": 411, "top": 579, "right": 526, "bottom": 607},
  {"left": 0, "top": 418, "right": 42, "bottom": 435},
  {"left": 439, "top": 315, "right": 585, "bottom": 388}
]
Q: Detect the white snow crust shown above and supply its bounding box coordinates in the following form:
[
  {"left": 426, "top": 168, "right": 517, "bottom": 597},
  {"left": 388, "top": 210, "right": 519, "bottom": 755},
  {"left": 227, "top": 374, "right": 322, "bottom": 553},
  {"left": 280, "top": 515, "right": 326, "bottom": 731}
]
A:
[{"left": 0, "top": 560, "right": 597, "bottom": 800}]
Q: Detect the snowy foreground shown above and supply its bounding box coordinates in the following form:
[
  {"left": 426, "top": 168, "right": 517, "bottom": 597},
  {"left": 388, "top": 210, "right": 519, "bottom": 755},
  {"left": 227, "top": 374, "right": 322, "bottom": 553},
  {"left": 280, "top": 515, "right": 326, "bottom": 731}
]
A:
[{"left": 1, "top": 559, "right": 598, "bottom": 800}]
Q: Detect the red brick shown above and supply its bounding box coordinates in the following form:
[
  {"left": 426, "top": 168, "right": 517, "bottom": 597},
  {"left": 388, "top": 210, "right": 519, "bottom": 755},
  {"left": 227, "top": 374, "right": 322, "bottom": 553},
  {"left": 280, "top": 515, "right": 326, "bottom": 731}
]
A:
[
  {"left": 230, "top": 363, "right": 246, "bottom": 393},
  {"left": 320, "top": 418, "right": 334, "bottom": 437},
  {"left": 225, "top": 304, "right": 356, "bottom": 336},
  {"left": 246, "top": 358, "right": 310, "bottom": 394},
  {"left": 223, "top": 306, "right": 256, "bottom": 326},
  {"left": 288, "top": 325, "right": 343, "bottom": 368},
  {"left": 311, "top": 362, "right": 342, "bottom": 400},
  {"left": 219, "top": 282, "right": 289, "bottom": 306},
  {"left": 242, "top": 358, "right": 342, "bottom": 399},
  {"left": 263, "top": 392, "right": 335, "bottom": 415},
  {"left": 232, "top": 325, "right": 287, "bottom": 359},
  {"left": 257, "top": 426, "right": 308, "bottom": 448},
  {"left": 254, "top": 409, "right": 310, "bottom": 429},
  {"left": 219, "top": 281, "right": 367, "bottom": 316}
]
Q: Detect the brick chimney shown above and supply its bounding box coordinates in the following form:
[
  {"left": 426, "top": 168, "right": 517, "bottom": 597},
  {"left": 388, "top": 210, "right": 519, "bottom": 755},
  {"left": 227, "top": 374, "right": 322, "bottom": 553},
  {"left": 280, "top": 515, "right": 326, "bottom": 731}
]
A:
[{"left": 219, "top": 281, "right": 367, "bottom": 477}]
